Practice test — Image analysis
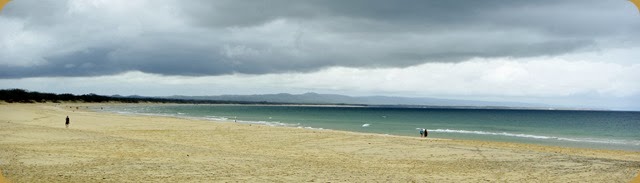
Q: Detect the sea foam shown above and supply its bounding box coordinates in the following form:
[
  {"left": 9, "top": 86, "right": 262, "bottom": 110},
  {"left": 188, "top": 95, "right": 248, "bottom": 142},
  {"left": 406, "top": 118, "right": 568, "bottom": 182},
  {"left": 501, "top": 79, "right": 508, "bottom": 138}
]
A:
[{"left": 430, "top": 129, "right": 640, "bottom": 146}]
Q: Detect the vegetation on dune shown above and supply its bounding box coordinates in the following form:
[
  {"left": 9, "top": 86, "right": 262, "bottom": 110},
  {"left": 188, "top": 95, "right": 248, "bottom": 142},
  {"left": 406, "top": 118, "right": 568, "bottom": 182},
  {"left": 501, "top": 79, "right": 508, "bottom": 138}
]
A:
[{"left": 0, "top": 89, "right": 232, "bottom": 104}]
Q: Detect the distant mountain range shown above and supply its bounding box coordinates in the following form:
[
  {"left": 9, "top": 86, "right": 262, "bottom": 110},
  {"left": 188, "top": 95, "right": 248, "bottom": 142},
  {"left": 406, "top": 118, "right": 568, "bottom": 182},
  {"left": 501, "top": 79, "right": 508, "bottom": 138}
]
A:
[{"left": 164, "top": 92, "right": 543, "bottom": 108}]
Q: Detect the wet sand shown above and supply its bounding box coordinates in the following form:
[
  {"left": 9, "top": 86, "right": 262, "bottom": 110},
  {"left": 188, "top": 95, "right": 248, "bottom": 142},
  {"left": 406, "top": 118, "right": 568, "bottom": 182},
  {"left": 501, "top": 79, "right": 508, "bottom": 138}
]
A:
[{"left": 0, "top": 103, "right": 639, "bottom": 182}]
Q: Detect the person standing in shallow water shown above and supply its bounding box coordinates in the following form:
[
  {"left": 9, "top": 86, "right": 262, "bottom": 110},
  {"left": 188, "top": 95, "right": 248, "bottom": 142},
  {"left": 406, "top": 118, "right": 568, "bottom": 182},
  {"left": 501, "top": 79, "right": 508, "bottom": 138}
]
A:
[
  {"left": 65, "top": 116, "right": 70, "bottom": 128},
  {"left": 419, "top": 128, "right": 428, "bottom": 138}
]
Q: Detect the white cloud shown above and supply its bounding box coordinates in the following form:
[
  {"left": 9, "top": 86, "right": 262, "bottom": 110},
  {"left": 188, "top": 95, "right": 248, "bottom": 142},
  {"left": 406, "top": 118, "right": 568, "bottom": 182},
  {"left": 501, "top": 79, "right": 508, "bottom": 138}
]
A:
[
  {"left": 2, "top": 57, "right": 638, "bottom": 104},
  {"left": 276, "top": 57, "right": 640, "bottom": 98}
]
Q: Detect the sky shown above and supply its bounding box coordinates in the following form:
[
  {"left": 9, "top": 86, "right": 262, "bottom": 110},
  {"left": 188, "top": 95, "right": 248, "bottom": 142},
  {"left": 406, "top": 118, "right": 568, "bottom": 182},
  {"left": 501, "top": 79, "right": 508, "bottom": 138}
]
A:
[{"left": 1, "top": 0, "right": 639, "bottom": 110}]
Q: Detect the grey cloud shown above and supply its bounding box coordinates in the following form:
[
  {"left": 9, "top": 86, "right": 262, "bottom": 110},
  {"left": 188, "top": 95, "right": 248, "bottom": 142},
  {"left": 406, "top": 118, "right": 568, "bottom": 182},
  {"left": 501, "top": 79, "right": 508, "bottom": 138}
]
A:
[{"left": 0, "top": 0, "right": 638, "bottom": 78}]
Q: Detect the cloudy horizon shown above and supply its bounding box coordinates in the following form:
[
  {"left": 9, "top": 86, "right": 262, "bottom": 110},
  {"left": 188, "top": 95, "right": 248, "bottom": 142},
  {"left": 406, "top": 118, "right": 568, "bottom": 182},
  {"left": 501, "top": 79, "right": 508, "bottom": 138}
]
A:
[{"left": 1, "top": 0, "right": 639, "bottom": 110}]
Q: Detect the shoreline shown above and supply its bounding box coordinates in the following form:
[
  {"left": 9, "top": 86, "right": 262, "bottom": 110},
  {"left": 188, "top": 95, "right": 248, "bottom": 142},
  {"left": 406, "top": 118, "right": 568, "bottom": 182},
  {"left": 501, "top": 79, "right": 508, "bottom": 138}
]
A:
[
  {"left": 96, "top": 103, "right": 640, "bottom": 152},
  {"left": 26, "top": 103, "right": 640, "bottom": 160},
  {"left": 1, "top": 103, "right": 639, "bottom": 182}
]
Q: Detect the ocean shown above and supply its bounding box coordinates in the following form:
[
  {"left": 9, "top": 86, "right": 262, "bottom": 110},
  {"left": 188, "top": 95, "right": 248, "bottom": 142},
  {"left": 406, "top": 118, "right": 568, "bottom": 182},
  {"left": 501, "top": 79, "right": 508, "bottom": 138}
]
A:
[{"left": 100, "top": 104, "right": 640, "bottom": 151}]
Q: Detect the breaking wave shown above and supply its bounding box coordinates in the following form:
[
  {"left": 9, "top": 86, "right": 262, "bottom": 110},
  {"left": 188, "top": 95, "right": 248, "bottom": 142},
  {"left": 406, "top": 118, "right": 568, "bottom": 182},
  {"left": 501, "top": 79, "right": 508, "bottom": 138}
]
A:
[{"left": 430, "top": 129, "right": 640, "bottom": 146}]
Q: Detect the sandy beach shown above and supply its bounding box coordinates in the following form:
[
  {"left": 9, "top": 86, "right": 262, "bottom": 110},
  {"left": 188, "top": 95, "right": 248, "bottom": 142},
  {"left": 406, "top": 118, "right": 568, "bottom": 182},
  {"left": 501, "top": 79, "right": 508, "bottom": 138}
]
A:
[{"left": 0, "top": 103, "right": 638, "bottom": 182}]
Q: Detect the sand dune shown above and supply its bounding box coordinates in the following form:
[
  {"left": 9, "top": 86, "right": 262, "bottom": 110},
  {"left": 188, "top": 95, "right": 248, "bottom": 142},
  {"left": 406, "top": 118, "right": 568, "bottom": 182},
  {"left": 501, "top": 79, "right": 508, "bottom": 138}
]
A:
[{"left": 0, "top": 103, "right": 638, "bottom": 182}]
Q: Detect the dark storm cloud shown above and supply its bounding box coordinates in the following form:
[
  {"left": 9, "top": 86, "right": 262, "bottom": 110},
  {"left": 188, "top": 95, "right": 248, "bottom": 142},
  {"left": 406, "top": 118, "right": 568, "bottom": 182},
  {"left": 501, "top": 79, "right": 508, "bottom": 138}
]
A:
[{"left": 0, "top": 0, "right": 638, "bottom": 78}]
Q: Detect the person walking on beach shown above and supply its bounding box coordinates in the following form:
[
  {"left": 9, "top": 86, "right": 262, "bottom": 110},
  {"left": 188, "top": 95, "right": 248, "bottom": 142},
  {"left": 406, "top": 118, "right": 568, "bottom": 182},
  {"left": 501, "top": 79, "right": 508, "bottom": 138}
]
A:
[{"left": 65, "top": 116, "right": 70, "bottom": 128}]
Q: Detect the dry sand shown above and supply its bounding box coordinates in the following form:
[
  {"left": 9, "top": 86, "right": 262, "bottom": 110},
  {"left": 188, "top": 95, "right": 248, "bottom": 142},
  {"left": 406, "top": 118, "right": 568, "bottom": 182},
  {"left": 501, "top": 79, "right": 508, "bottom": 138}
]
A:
[{"left": 0, "top": 103, "right": 639, "bottom": 182}]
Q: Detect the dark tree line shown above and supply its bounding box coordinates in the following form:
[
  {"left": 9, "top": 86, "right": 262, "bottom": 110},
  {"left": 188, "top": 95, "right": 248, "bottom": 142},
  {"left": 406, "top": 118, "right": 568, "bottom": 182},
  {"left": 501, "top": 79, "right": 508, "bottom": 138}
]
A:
[
  {"left": 0, "top": 89, "right": 294, "bottom": 104},
  {"left": 0, "top": 89, "right": 190, "bottom": 103}
]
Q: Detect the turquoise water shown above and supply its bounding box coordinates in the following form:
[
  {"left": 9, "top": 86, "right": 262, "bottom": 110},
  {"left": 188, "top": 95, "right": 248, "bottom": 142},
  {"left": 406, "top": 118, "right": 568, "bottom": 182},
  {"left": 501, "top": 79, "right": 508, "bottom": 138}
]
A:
[{"left": 101, "top": 104, "right": 640, "bottom": 151}]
